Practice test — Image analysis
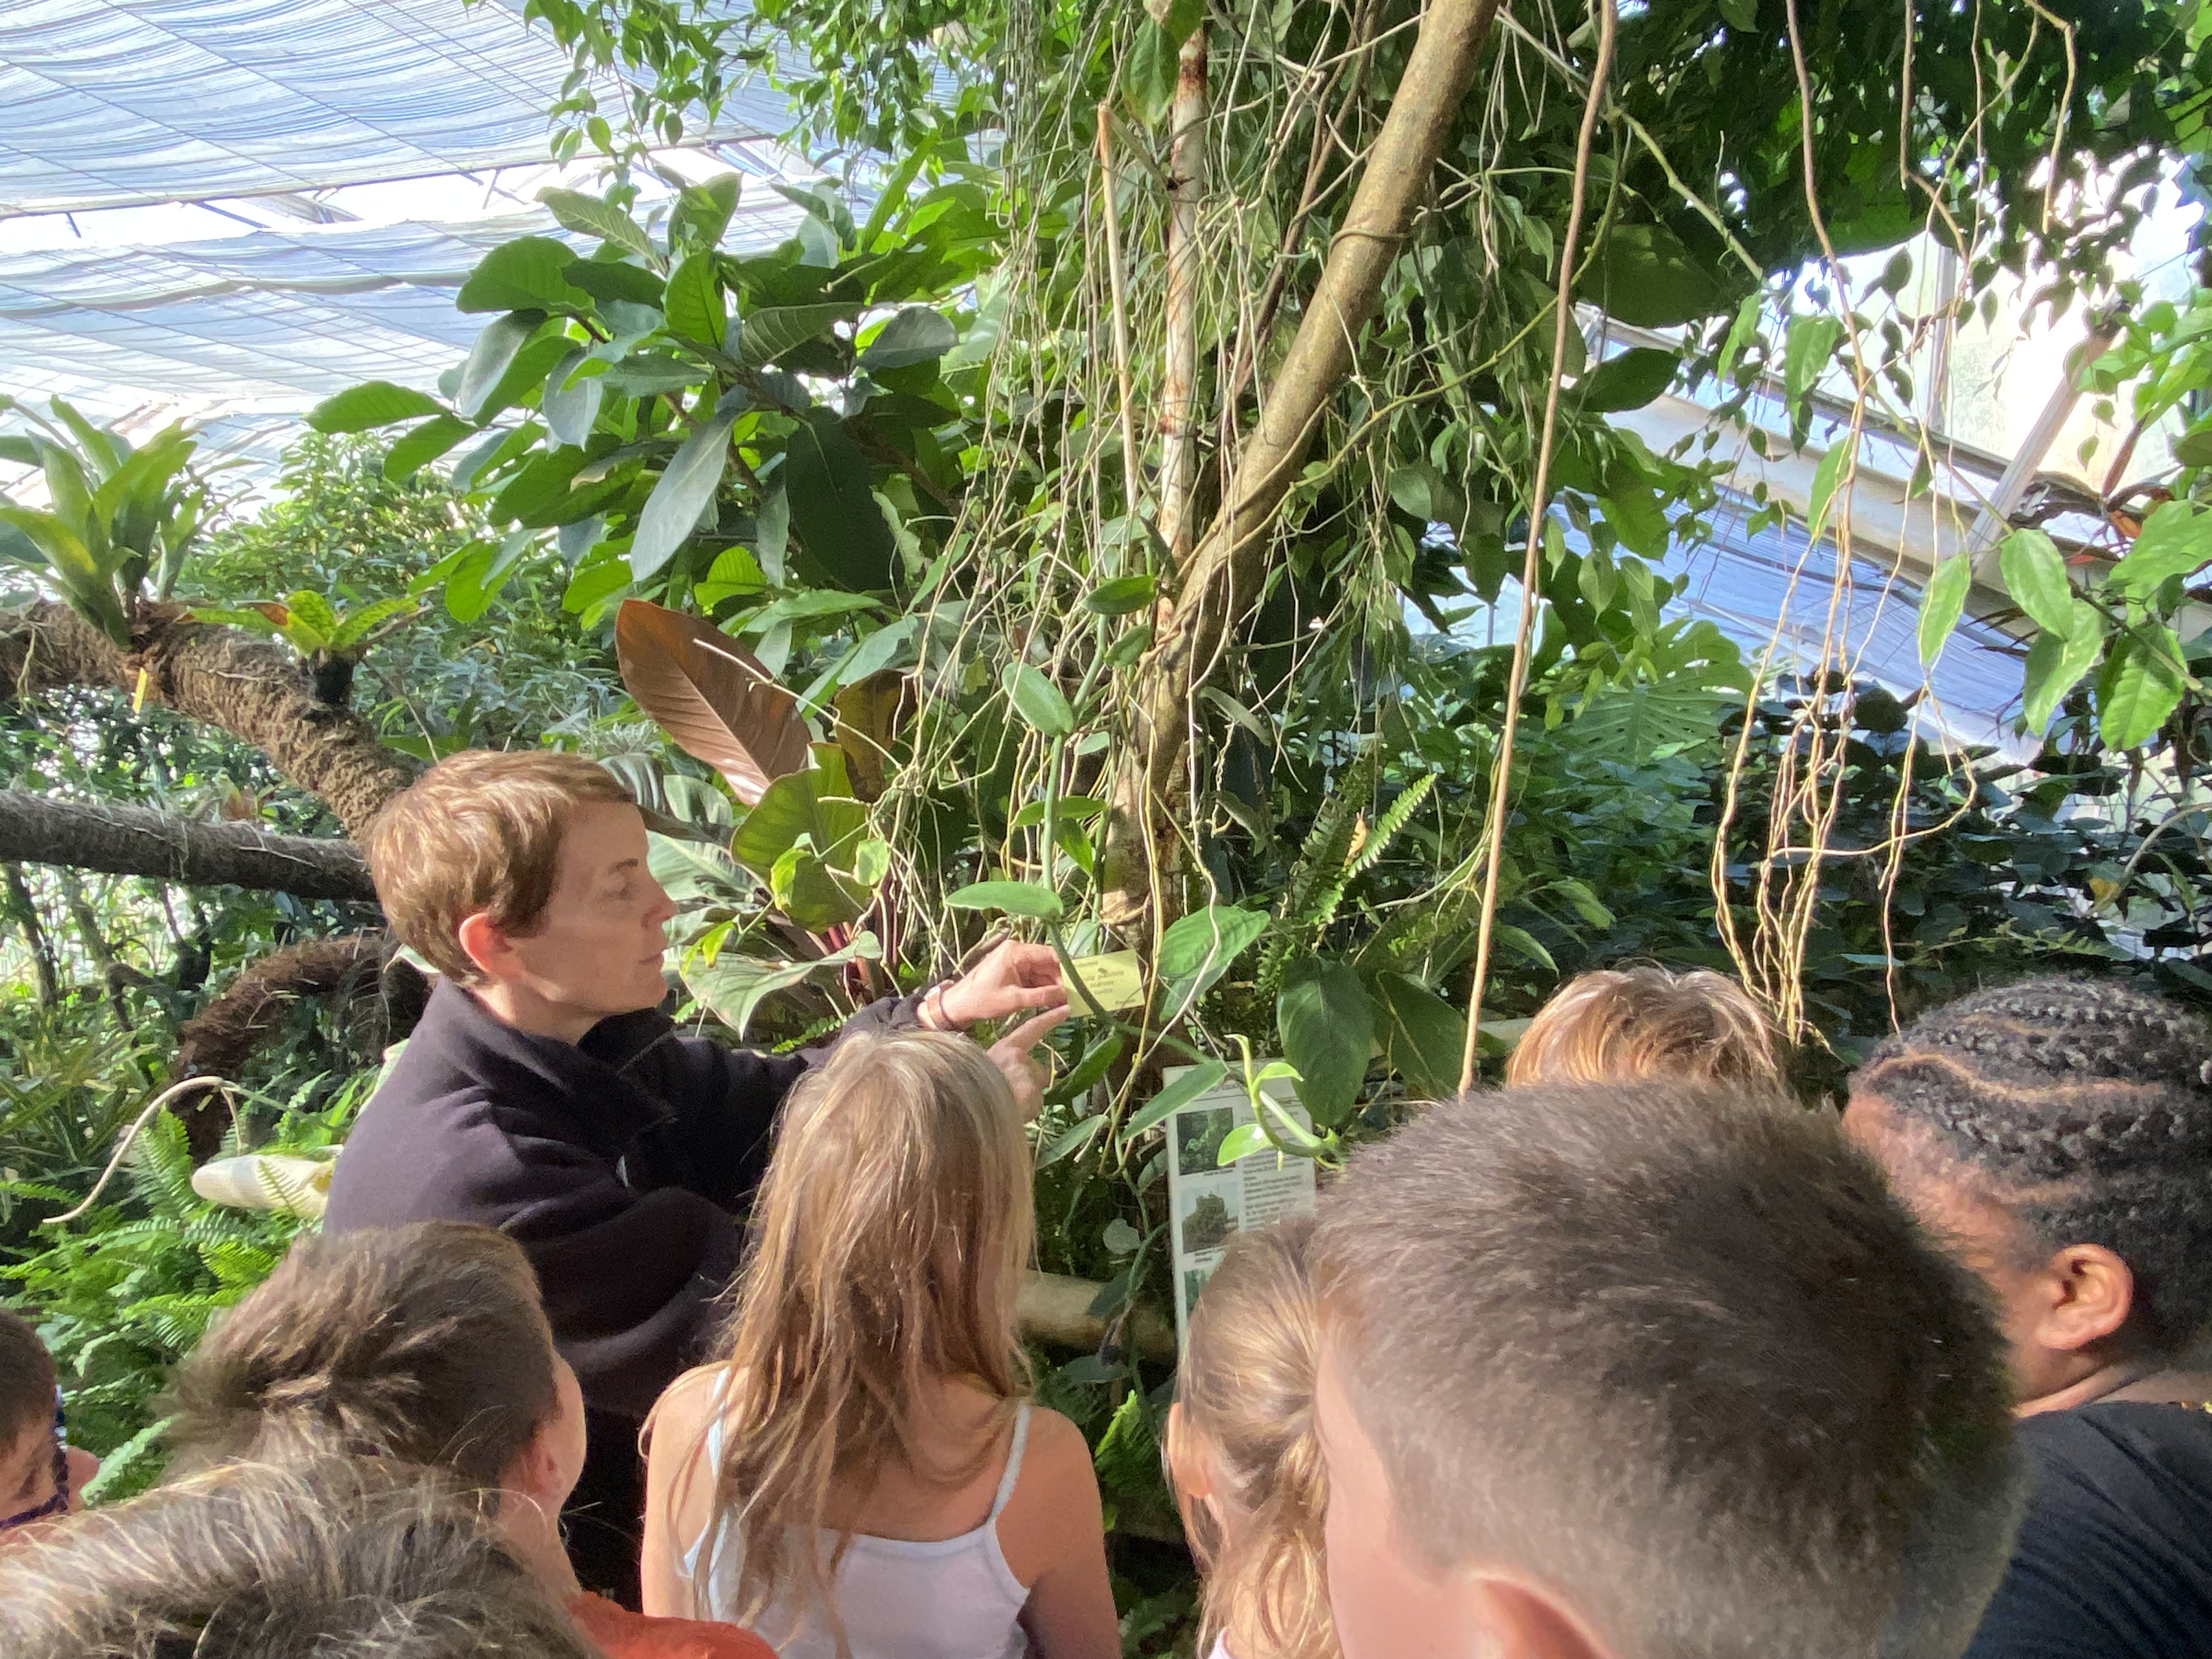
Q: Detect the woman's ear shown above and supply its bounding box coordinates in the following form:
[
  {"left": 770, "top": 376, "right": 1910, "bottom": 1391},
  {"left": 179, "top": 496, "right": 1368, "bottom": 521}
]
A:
[
  {"left": 2033, "top": 1243, "right": 2135, "bottom": 1353},
  {"left": 455, "top": 911, "right": 511, "bottom": 981},
  {"left": 1469, "top": 1577, "right": 1617, "bottom": 1659}
]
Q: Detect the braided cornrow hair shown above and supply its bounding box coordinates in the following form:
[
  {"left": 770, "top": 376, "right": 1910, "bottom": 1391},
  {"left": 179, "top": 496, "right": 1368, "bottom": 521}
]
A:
[{"left": 1855, "top": 975, "right": 2212, "bottom": 1356}]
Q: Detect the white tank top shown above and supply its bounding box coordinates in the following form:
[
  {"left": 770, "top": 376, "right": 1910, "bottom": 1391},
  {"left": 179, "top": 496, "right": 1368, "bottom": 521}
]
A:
[{"left": 683, "top": 1397, "right": 1035, "bottom": 1659}]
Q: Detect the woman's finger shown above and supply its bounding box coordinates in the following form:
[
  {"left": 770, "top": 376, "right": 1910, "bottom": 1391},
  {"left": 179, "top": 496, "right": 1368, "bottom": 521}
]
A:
[{"left": 994, "top": 1007, "right": 1074, "bottom": 1055}]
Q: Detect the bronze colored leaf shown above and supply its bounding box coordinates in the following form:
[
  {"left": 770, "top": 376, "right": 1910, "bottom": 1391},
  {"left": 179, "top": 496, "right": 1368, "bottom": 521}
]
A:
[
  {"left": 615, "top": 599, "right": 812, "bottom": 806},
  {"left": 832, "top": 669, "right": 914, "bottom": 802}
]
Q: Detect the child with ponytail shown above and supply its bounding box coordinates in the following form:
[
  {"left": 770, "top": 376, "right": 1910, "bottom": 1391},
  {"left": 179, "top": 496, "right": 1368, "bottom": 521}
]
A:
[
  {"left": 1166, "top": 1217, "right": 1338, "bottom": 1659},
  {"left": 642, "top": 1030, "right": 1117, "bottom": 1659}
]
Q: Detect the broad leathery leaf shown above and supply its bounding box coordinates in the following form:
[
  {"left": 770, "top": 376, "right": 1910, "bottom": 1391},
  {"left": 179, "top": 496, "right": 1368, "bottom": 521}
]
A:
[
  {"left": 1576, "top": 346, "right": 1678, "bottom": 413},
  {"left": 1002, "top": 661, "right": 1075, "bottom": 737},
  {"left": 670, "top": 174, "right": 740, "bottom": 251},
  {"left": 1124, "top": 19, "right": 1181, "bottom": 126},
  {"left": 383, "top": 414, "right": 473, "bottom": 481},
  {"left": 2096, "top": 628, "right": 2187, "bottom": 750},
  {"left": 1806, "top": 433, "right": 1855, "bottom": 539},
  {"left": 599, "top": 354, "right": 710, "bottom": 397},
  {"left": 785, "top": 410, "right": 896, "bottom": 591},
  {"left": 630, "top": 408, "right": 736, "bottom": 580},
  {"left": 651, "top": 833, "right": 753, "bottom": 907},
  {"left": 2109, "top": 501, "right": 2212, "bottom": 598},
  {"left": 1782, "top": 314, "right": 1846, "bottom": 407},
  {"left": 538, "top": 188, "right": 657, "bottom": 260},
  {"left": 615, "top": 599, "right": 812, "bottom": 806},
  {"left": 946, "top": 879, "right": 1064, "bottom": 921},
  {"left": 1372, "top": 971, "right": 1469, "bottom": 1101},
  {"left": 1917, "top": 555, "right": 1972, "bottom": 666},
  {"left": 566, "top": 259, "right": 665, "bottom": 310},
  {"left": 1086, "top": 573, "right": 1156, "bottom": 616},
  {"left": 683, "top": 930, "right": 878, "bottom": 1040},
  {"left": 1998, "top": 528, "right": 2075, "bottom": 637},
  {"left": 663, "top": 253, "right": 727, "bottom": 348},
  {"left": 729, "top": 771, "right": 868, "bottom": 880},
  {"left": 740, "top": 304, "right": 858, "bottom": 370},
  {"left": 307, "top": 381, "right": 444, "bottom": 434},
  {"left": 2021, "top": 600, "right": 2106, "bottom": 733},
  {"left": 1276, "top": 958, "right": 1373, "bottom": 1126},
  {"left": 541, "top": 348, "right": 605, "bottom": 448},
  {"left": 1120, "top": 1061, "right": 1231, "bottom": 1146},
  {"left": 857, "top": 307, "right": 957, "bottom": 371},
  {"left": 1582, "top": 223, "right": 1731, "bottom": 328},
  {"left": 1158, "top": 905, "right": 1270, "bottom": 1006},
  {"left": 456, "top": 313, "right": 544, "bottom": 420},
  {"left": 770, "top": 842, "right": 868, "bottom": 930},
  {"left": 458, "top": 238, "right": 586, "bottom": 314}
]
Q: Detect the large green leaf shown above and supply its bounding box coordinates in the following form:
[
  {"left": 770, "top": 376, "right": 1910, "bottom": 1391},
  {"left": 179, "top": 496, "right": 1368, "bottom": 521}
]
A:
[
  {"left": 1158, "top": 905, "right": 1270, "bottom": 1007},
  {"left": 683, "top": 930, "right": 878, "bottom": 1038},
  {"left": 382, "top": 414, "right": 473, "bottom": 481},
  {"left": 946, "top": 879, "right": 1064, "bottom": 921},
  {"left": 630, "top": 404, "right": 738, "bottom": 580},
  {"left": 538, "top": 188, "right": 656, "bottom": 260},
  {"left": 600, "top": 354, "right": 712, "bottom": 397},
  {"left": 663, "top": 253, "right": 727, "bottom": 348},
  {"left": 456, "top": 313, "right": 544, "bottom": 420},
  {"left": 541, "top": 349, "right": 605, "bottom": 448},
  {"left": 2096, "top": 628, "right": 2186, "bottom": 750},
  {"left": 1002, "top": 662, "right": 1075, "bottom": 737},
  {"left": 490, "top": 447, "right": 586, "bottom": 527},
  {"left": 306, "top": 381, "right": 445, "bottom": 435},
  {"left": 1276, "top": 957, "right": 1373, "bottom": 1125},
  {"left": 857, "top": 307, "right": 957, "bottom": 371},
  {"left": 458, "top": 238, "right": 587, "bottom": 313},
  {"left": 740, "top": 304, "right": 858, "bottom": 369},
  {"left": 2020, "top": 600, "right": 2106, "bottom": 733},
  {"left": 1576, "top": 346, "right": 1678, "bottom": 413},
  {"left": 729, "top": 769, "right": 868, "bottom": 881},
  {"left": 565, "top": 259, "right": 666, "bottom": 311},
  {"left": 1782, "top": 314, "right": 1846, "bottom": 409},
  {"left": 648, "top": 833, "right": 754, "bottom": 906},
  {"left": 2109, "top": 501, "right": 2212, "bottom": 598},
  {"left": 785, "top": 410, "right": 896, "bottom": 591},
  {"left": 671, "top": 175, "right": 741, "bottom": 251},
  {"left": 1998, "top": 528, "right": 2075, "bottom": 637},
  {"left": 1917, "top": 555, "right": 1972, "bottom": 666},
  {"left": 1583, "top": 223, "right": 1731, "bottom": 328},
  {"left": 1372, "top": 972, "right": 1469, "bottom": 1102},
  {"left": 1123, "top": 18, "right": 1182, "bottom": 126}
]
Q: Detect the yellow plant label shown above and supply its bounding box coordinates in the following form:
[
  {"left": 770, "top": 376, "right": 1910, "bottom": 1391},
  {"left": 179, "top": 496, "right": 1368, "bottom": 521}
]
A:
[{"left": 1065, "top": 950, "right": 1144, "bottom": 1015}]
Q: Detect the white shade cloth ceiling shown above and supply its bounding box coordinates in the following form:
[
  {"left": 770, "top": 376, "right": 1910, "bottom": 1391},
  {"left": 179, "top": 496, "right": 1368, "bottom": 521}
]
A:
[
  {"left": 0, "top": 0, "right": 787, "bottom": 217},
  {"left": 0, "top": 196, "right": 804, "bottom": 413}
]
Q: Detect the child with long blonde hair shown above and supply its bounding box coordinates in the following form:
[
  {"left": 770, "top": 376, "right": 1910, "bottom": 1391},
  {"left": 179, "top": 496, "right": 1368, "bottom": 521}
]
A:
[
  {"left": 642, "top": 1029, "right": 1118, "bottom": 1659},
  {"left": 1165, "top": 1217, "right": 1338, "bottom": 1659}
]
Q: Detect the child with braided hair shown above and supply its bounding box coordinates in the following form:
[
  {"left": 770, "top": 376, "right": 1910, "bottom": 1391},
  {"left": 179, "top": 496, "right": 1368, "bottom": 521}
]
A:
[{"left": 1846, "top": 976, "right": 2212, "bottom": 1659}]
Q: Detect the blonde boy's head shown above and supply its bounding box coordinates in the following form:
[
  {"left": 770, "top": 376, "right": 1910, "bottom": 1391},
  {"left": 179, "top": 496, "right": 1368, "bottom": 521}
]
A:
[
  {"left": 1505, "top": 964, "right": 1781, "bottom": 1090},
  {"left": 362, "top": 751, "right": 634, "bottom": 985}
]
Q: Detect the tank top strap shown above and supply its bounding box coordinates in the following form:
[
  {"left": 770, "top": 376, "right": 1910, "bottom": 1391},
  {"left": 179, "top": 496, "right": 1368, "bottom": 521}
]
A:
[{"left": 987, "top": 1402, "right": 1033, "bottom": 1520}]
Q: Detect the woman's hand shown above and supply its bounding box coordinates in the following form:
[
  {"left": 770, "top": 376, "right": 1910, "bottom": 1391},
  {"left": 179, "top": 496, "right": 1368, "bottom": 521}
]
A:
[
  {"left": 936, "top": 940, "right": 1067, "bottom": 1029},
  {"left": 990, "top": 1008, "right": 1073, "bottom": 1120}
]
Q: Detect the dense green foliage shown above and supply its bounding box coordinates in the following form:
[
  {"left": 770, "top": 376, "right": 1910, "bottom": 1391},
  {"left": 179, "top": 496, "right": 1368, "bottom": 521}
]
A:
[{"left": 7, "top": 1, "right": 2212, "bottom": 1652}]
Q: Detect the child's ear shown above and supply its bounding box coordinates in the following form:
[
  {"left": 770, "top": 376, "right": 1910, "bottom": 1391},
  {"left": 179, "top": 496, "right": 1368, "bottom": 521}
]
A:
[
  {"left": 1468, "top": 1577, "right": 1616, "bottom": 1659},
  {"left": 1163, "top": 1402, "right": 1212, "bottom": 1501}
]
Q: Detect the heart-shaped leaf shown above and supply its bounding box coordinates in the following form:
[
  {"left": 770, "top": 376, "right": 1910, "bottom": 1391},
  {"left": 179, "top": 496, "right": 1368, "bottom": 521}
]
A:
[
  {"left": 1277, "top": 957, "right": 1373, "bottom": 1125},
  {"left": 616, "top": 599, "right": 813, "bottom": 805}
]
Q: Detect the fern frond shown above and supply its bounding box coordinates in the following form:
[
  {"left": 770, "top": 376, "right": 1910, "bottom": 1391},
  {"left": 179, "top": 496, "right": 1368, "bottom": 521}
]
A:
[{"left": 127, "top": 1114, "right": 199, "bottom": 1219}]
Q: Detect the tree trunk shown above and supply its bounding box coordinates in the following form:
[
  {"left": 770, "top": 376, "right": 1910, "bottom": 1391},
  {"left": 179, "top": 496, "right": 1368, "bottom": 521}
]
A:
[
  {"left": 1158, "top": 27, "right": 1210, "bottom": 562},
  {"left": 0, "top": 601, "right": 415, "bottom": 838},
  {"left": 174, "top": 933, "right": 411, "bottom": 1155},
  {"left": 2, "top": 862, "right": 59, "bottom": 1008},
  {"left": 1099, "top": 0, "right": 1504, "bottom": 927},
  {"left": 0, "top": 791, "right": 375, "bottom": 900}
]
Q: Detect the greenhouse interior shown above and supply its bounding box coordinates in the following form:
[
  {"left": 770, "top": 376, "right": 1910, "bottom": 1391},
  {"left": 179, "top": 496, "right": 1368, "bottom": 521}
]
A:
[{"left": 4, "top": 0, "right": 2212, "bottom": 1654}]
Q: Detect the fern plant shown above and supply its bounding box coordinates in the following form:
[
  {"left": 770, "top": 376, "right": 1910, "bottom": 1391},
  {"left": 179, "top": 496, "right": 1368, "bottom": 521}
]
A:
[{"left": 1, "top": 1076, "right": 367, "bottom": 1504}]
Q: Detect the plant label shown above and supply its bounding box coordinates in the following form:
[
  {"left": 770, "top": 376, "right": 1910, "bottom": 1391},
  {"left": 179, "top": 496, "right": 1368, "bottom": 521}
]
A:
[{"left": 1064, "top": 950, "right": 1144, "bottom": 1015}]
